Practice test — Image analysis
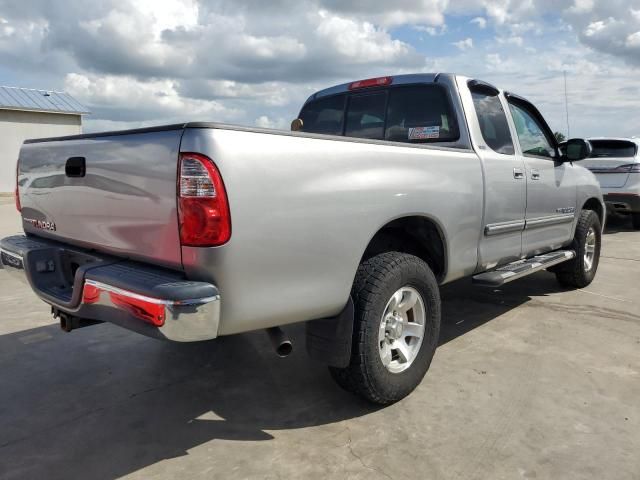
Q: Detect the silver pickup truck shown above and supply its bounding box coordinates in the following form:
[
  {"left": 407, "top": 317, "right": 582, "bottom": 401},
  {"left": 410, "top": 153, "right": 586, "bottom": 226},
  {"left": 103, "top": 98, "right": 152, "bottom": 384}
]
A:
[{"left": 1, "top": 73, "right": 604, "bottom": 404}]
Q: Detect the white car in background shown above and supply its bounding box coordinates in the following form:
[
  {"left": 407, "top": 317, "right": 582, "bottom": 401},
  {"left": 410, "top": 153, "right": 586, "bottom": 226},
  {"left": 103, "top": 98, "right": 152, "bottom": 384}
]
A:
[{"left": 581, "top": 138, "right": 640, "bottom": 230}]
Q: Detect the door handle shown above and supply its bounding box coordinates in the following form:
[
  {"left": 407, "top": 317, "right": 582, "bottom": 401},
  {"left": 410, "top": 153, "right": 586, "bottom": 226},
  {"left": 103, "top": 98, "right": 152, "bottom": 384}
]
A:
[
  {"left": 65, "top": 157, "right": 86, "bottom": 178},
  {"left": 531, "top": 169, "right": 540, "bottom": 180},
  {"left": 513, "top": 168, "right": 524, "bottom": 180}
]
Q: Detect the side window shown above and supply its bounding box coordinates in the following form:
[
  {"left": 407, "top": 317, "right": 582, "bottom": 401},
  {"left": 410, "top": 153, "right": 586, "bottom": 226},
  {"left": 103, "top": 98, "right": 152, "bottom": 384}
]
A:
[
  {"left": 385, "top": 86, "right": 459, "bottom": 143},
  {"left": 298, "top": 94, "right": 346, "bottom": 135},
  {"left": 508, "top": 103, "right": 556, "bottom": 159},
  {"left": 471, "top": 92, "right": 514, "bottom": 155},
  {"left": 345, "top": 92, "right": 386, "bottom": 139}
]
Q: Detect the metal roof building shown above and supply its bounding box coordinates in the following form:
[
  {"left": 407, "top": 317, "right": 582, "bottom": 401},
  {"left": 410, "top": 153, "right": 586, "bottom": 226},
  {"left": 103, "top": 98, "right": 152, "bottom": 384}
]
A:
[
  {"left": 0, "top": 86, "right": 89, "bottom": 193},
  {"left": 0, "top": 86, "right": 90, "bottom": 115}
]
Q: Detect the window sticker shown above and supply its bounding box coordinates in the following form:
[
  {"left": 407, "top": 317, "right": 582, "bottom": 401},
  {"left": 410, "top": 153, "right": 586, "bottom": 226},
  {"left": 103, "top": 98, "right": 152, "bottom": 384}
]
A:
[{"left": 408, "top": 126, "right": 440, "bottom": 140}]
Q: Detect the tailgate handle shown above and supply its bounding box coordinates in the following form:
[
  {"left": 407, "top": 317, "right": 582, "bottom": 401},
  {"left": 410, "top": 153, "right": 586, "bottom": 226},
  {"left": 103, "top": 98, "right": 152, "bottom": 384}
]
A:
[{"left": 65, "top": 157, "right": 86, "bottom": 178}]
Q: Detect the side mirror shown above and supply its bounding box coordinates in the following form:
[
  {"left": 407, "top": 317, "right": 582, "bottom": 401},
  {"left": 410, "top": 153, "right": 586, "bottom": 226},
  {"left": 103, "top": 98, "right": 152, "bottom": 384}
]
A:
[
  {"left": 291, "top": 118, "right": 303, "bottom": 132},
  {"left": 564, "top": 138, "right": 592, "bottom": 161}
]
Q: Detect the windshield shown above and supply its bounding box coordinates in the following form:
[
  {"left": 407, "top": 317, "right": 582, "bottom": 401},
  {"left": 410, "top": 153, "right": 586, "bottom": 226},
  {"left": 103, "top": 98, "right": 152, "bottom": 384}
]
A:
[{"left": 299, "top": 85, "right": 460, "bottom": 144}]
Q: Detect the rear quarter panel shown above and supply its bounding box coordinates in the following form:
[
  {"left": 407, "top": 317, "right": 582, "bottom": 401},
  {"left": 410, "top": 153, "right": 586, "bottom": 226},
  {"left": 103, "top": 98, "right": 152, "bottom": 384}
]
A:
[{"left": 180, "top": 128, "right": 483, "bottom": 335}]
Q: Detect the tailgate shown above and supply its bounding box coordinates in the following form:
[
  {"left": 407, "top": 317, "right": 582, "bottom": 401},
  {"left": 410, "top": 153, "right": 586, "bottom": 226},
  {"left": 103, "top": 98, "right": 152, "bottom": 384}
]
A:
[{"left": 17, "top": 127, "right": 184, "bottom": 269}]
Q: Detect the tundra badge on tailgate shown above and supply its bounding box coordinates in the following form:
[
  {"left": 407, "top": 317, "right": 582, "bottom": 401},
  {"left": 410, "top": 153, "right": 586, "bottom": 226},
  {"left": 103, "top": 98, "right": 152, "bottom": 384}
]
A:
[{"left": 23, "top": 218, "right": 57, "bottom": 231}]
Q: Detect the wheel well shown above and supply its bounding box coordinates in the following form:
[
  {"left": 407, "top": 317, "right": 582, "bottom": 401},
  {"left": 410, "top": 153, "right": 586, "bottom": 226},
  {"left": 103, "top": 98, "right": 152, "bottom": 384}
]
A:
[
  {"left": 582, "top": 198, "right": 604, "bottom": 226},
  {"left": 362, "top": 216, "right": 446, "bottom": 280}
]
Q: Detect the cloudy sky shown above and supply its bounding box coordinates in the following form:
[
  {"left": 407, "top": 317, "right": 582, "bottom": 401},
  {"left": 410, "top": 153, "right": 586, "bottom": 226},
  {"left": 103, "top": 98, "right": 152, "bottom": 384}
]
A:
[{"left": 1, "top": 0, "right": 639, "bottom": 137}]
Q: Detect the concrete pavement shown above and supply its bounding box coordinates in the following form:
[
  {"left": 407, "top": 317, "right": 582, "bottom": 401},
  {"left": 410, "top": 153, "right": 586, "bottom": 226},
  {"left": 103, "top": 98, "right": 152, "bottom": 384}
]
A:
[{"left": 0, "top": 198, "right": 638, "bottom": 479}]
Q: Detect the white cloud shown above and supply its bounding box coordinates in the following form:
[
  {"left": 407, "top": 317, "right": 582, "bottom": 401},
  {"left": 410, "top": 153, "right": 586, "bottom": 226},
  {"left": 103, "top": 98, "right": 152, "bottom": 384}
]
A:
[
  {"left": 584, "top": 19, "right": 609, "bottom": 37},
  {"left": 414, "top": 24, "right": 448, "bottom": 36},
  {"left": 496, "top": 35, "right": 524, "bottom": 46},
  {"left": 567, "top": 0, "right": 595, "bottom": 14},
  {"left": 320, "top": 0, "right": 448, "bottom": 28},
  {"left": 453, "top": 37, "right": 474, "bottom": 50},
  {"left": 255, "top": 115, "right": 288, "bottom": 129},
  {"left": 315, "top": 11, "right": 412, "bottom": 63},
  {"left": 485, "top": 53, "right": 504, "bottom": 68},
  {"left": 627, "top": 31, "right": 640, "bottom": 47},
  {"left": 1, "top": 0, "right": 639, "bottom": 138},
  {"left": 64, "top": 73, "right": 242, "bottom": 123},
  {"left": 470, "top": 16, "right": 487, "bottom": 29}
]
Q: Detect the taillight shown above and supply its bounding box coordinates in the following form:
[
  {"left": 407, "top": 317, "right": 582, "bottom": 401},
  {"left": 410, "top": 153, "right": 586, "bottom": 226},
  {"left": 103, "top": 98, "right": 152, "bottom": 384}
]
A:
[
  {"left": 348, "top": 76, "right": 393, "bottom": 90},
  {"left": 178, "top": 152, "right": 231, "bottom": 247},
  {"left": 15, "top": 161, "right": 21, "bottom": 213},
  {"left": 614, "top": 163, "right": 640, "bottom": 173}
]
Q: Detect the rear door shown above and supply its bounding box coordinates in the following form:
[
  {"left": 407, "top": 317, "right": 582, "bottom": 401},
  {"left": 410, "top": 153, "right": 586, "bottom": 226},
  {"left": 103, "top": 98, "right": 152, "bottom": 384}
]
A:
[{"left": 506, "top": 97, "right": 576, "bottom": 255}]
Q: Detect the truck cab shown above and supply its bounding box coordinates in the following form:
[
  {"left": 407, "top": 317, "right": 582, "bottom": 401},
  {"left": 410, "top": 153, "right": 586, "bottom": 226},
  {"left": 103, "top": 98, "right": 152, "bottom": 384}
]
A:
[{"left": 296, "top": 74, "right": 603, "bottom": 270}]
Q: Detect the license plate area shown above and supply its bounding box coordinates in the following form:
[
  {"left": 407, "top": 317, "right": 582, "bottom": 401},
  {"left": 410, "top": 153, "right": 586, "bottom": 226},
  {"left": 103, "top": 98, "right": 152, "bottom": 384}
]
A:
[
  {"left": 25, "top": 247, "right": 111, "bottom": 307},
  {"left": 59, "top": 250, "right": 105, "bottom": 285}
]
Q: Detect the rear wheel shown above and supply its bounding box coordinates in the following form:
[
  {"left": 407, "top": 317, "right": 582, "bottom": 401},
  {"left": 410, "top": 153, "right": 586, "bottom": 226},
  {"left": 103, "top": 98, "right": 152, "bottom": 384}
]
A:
[
  {"left": 329, "top": 252, "right": 441, "bottom": 404},
  {"left": 632, "top": 213, "right": 640, "bottom": 230},
  {"left": 554, "top": 210, "right": 601, "bottom": 288}
]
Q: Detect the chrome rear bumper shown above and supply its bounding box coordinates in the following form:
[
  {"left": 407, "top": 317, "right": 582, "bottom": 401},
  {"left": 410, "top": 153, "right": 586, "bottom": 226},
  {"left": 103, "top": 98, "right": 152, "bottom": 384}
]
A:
[{"left": 0, "top": 235, "right": 220, "bottom": 342}]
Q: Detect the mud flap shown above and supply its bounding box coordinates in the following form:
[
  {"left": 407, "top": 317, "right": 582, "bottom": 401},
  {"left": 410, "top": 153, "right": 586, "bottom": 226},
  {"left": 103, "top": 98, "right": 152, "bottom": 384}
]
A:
[{"left": 305, "top": 297, "right": 354, "bottom": 368}]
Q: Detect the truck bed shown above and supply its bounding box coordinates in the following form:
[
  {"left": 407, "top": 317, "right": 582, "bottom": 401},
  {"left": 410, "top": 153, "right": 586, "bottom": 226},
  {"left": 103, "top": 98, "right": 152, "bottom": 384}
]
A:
[{"left": 18, "top": 122, "right": 484, "bottom": 335}]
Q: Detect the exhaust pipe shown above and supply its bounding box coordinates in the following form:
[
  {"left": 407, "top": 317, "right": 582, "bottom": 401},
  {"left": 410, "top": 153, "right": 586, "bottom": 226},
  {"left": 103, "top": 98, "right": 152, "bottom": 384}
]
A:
[
  {"left": 57, "top": 311, "right": 102, "bottom": 332},
  {"left": 266, "top": 327, "right": 293, "bottom": 358}
]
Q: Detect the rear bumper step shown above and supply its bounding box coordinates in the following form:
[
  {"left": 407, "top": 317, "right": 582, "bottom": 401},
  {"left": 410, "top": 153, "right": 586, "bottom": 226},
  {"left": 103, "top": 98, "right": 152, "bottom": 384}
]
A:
[
  {"left": 0, "top": 235, "right": 220, "bottom": 342},
  {"left": 473, "top": 250, "right": 575, "bottom": 287}
]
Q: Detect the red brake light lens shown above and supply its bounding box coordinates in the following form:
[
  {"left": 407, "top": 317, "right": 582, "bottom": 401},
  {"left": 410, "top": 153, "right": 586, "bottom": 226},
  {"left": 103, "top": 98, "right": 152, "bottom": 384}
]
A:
[
  {"left": 348, "top": 76, "right": 393, "bottom": 90},
  {"left": 178, "top": 153, "right": 231, "bottom": 247}
]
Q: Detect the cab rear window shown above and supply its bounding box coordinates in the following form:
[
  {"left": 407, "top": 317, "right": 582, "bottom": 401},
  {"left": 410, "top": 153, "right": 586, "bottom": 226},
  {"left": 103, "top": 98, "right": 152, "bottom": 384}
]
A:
[
  {"left": 298, "top": 94, "right": 346, "bottom": 136},
  {"left": 299, "top": 85, "right": 459, "bottom": 144},
  {"left": 589, "top": 140, "right": 637, "bottom": 158}
]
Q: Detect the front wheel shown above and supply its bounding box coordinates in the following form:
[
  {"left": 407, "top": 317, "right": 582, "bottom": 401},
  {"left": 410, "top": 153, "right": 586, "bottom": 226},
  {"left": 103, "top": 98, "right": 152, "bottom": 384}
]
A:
[
  {"left": 329, "top": 252, "right": 441, "bottom": 405},
  {"left": 632, "top": 213, "right": 640, "bottom": 230},
  {"left": 554, "top": 210, "right": 602, "bottom": 288}
]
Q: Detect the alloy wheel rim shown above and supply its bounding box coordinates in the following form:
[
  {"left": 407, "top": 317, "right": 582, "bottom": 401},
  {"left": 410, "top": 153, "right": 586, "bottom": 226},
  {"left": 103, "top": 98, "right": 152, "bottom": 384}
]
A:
[
  {"left": 584, "top": 227, "right": 597, "bottom": 272},
  {"left": 378, "top": 286, "right": 426, "bottom": 374}
]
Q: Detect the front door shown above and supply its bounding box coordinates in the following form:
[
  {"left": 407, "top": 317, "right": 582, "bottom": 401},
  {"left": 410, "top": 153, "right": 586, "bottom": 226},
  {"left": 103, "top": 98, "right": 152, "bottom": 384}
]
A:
[
  {"left": 507, "top": 98, "right": 577, "bottom": 256},
  {"left": 463, "top": 80, "right": 526, "bottom": 270}
]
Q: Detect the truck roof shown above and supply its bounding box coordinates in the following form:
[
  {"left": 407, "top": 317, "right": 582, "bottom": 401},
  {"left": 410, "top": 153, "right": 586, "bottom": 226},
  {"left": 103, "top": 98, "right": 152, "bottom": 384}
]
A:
[
  {"left": 307, "top": 73, "right": 450, "bottom": 103},
  {"left": 304, "top": 72, "right": 533, "bottom": 109}
]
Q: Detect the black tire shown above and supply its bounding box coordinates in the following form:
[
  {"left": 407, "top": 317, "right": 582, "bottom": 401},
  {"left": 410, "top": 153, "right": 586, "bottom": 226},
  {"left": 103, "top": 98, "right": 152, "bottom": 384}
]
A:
[
  {"left": 632, "top": 213, "right": 640, "bottom": 230},
  {"left": 329, "top": 252, "right": 441, "bottom": 405},
  {"left": 554, "top": 210, "right": 601, "bottom": 288}
]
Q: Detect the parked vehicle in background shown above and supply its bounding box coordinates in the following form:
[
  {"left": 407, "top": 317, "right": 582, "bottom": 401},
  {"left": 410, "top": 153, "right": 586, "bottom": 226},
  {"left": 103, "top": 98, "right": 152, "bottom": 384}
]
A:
[
  {"left": 579, "top": 138, "right": 640, "bottom": 229},
  {"left": 1, "top": 73, "right": 605, "bottom": 404}
]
